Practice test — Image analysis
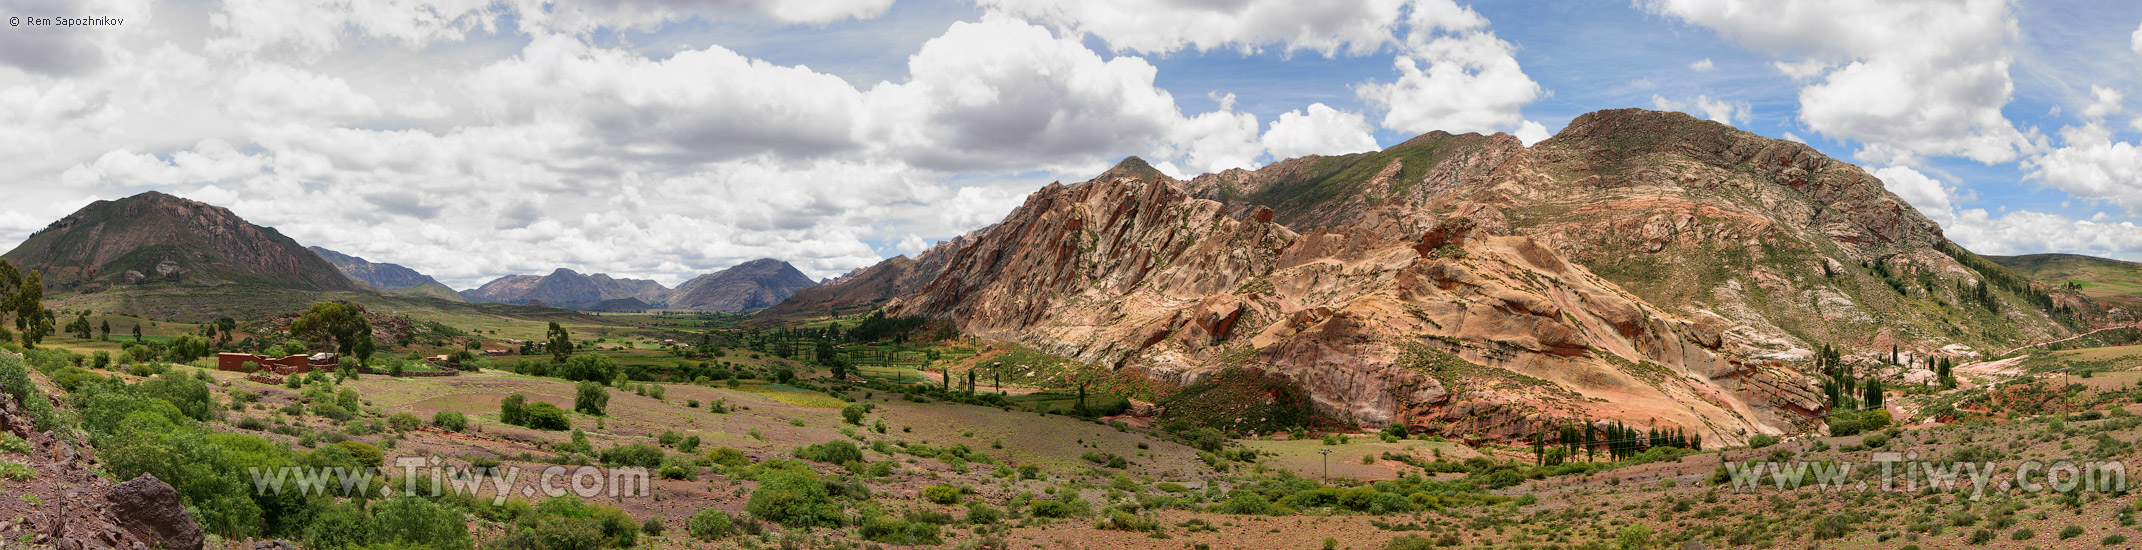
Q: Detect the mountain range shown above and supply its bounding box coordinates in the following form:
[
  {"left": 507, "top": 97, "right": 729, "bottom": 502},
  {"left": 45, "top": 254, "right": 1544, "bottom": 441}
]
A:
[
  {"left": 781, "top": 108, "right": 2106, "bottom": 442},
  {"left": 307, "top": 246, "right": 465, "bottom": 302},
  {"left": 2, "top": 191, "right": 818, "bottom": 314},
  {"left": 458, "top": 260, "right": 817, "bottom": 312}
]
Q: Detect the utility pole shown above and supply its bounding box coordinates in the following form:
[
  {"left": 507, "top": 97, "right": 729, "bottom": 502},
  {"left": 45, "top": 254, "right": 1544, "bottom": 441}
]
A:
[{"left": 1318, "top": 448, "right": 1332, "bottom": 480}]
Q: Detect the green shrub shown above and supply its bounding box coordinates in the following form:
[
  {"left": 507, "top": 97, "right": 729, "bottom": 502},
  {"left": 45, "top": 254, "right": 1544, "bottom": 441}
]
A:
[
  {"left": 746, "top": 470, "right": 842, "bottom": 527},
  {"left": 1827, "top": 409, "right": 1893, "bottom": 437},
  {"left": 574, "top": 381, "right": 609, "bottom": 415},
  {"left": 966, "top": 503, "right": 1002, "bottom": 524},
  {"left": 688, "top": 508, "right": 734, "bottom": 540},
  {"left": 923, "top": 485, "right": 961, "bottom": 505},
  {"left": 523, "top": 402, "right": 571, "bottom": 431},
  {"left": 859, "top": 515, "right": 942, "bottom": 545},
  {"left": 51, "top": 366, "right": 102, "bottom": 392},
  {"left": 1748, "top": 433, "right": 1780, "bottom": 449},
  {"left": 794, "top": 440, "right": 863, "bottom": 464},
  {"left": 842, "top": 403, "right": 867, "bottom": 425},
  {"left": 2062, "top": 526, "right": 2086, "bottom": 539},
  {"left": 432, "top": 410, "right": 468, "bottom": 432},
  {"left": 500, "top": 394, "right": 528, "bottom": 426},
  {"left": 600, "top": 444, "right": 665, "bottom": 468},
  {"left": 2105, "top": 534, "right": 2129, "bottom": 546},
  {"left": 368, "top": 496, "right": 473, "bottom": 550},
  {"left": 1221, "top": 491, "right": 1278, "bottom": 515},
  {"left": 388, "top": 412, "right": 423, "bottom": 431},
  {"left": 1029, "top": 497, "right": 1089, "bottom": 518},
  {"left": 707, "top": 447, "right": 750, "bottom": 469},
  {"left": 1385, "top": 534, "right": 1436, "bottom": 550}
]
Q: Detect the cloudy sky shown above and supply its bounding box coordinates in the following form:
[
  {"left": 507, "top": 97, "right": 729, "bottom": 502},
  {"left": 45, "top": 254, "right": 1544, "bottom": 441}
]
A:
[{"left": 3, "top": 0, "right": 2141, "bottom": 289}]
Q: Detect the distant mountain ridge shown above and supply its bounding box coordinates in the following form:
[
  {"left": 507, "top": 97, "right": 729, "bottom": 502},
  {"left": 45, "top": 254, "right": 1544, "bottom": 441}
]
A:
[
  {"left": 2, "top": 191, "right": 357, "bottom": 292},
  {"left": 308, "top": 246, "right": 449, "bottom": 291},
  {"left": 666, "top": 258, "right": 819, "bottom": 312},
  {"left": 461, "top": 259, "right": 817, "bottom": 312}
]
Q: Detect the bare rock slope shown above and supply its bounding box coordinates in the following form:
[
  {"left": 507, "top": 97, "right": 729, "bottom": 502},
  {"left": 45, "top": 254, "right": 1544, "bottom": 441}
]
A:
[{"left": 797, "top": 109, "right": 2089, "bottom": 442}]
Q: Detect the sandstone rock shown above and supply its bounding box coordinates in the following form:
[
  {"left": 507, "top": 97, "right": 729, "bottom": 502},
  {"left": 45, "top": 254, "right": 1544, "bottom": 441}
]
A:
[{"left": 105, "top": 473, "right": 203, "bottom": 550}]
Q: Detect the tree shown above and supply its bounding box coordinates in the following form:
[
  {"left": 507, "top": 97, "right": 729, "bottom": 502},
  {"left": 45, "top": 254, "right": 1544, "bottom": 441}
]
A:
[
  {"left": 290, "top": 301, "right": 372, "bottom": 357},
  {"left": 841, "top": 403, "right": 866, "bottom": 425},
  {"left": 500, "top": 393, "right": 529, "bottom": 426},
  {"left": 575, "top": 381, "right": 609, "bottom": 415},
  {"left": 216, "top": 317, "right": 237, "bottom": 340},
  {"left": 99, "top": 319, "right": 111, "bottom": 341},
  {"left": 67, "top": 313, "right": 92, "bottom": 339},
  {"left": 353, "top": 336, "right": 376, "bottom": 366},
  {"left": 560, "top": 353, "right": 619, "bottom": 383},
  {"left": 12, "top": 270, "right": 48, "bottom": 348},
  {"left": 1862, "top": 379, "right": 1885, "bottom": 408},
  {"left": 132, "top": 323, "right": 143, "bottom": 343},
  {"left": 548, "top": 322, "right": 572, "bottom": 363}
]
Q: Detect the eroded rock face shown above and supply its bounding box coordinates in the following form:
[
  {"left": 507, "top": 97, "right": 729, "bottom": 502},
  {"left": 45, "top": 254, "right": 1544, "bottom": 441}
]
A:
[
  {"left": 841, "top": 108, "right": 2087, "bottom": 444},
  {"left": 107, "top": 473, "right": 204, "bottom": 550},
  {"left": 891, "top": 158, "right": 1784, "bottom": 443}
]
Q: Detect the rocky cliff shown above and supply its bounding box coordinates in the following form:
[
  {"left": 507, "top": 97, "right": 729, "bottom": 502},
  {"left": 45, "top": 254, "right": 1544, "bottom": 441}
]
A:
[{"left": 815, "top": 108, "right": 2090, "bottom": 442}]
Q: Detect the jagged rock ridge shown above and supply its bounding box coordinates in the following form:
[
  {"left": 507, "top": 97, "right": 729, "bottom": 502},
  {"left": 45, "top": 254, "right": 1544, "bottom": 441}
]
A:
[{"left": 795, "top": 108, "right": 2092, "bottom": 442}]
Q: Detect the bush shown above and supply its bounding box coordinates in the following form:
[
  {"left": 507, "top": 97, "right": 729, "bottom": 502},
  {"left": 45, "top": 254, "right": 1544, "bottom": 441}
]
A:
[
  {"left": 688, "top": 508, "right": 734, "bottom": 540},
  {"left": 746, "top": 470, "right": 842, "bottom": 527},
  {"left": 600, "top": 444, "right": 665, "bottom": 468},
  {"left": 500, "top": 394, "right": 527, "bottom": 426},
  {"left": 2061, "top": 526, "right": 2086, "bottom": 540},
  {"left": 432, "top": 410, "right": 468, "bottom": 432},
  {"left": 842, "top": 403, "right": 866, "bottom": 425},
  {"left": 1385, "top": 534, "right": 1436, "bottom": 550},
  {"left": 574, "top": 381, "right": 609, "bottom": 416},
  {"left": 2105, "top": 534, "right": 2129, "bottom": 546},
  {"left": 523, "top": 402, "right": 571, "bottom": 431},
  {"left": 923, "top": 484, "right": 961, "bottom": 505},
  {"left": 368, "top": 496, "right": 473, "bottom": 550},
  {"left": 388, "top": 412, "right": 423, "bottom": 431},
  {"left": 640, "top": 517, "right": 663, "bottom": 537},
  {"left": 794, "top": 440, "right": 863, "bottom": 464},
  {"left": 1028, "top": 497, "right": 1089, "bottom": 518},
  {"left": 1221, "top": 491, "right": 1278, "bottom": 515},
  {"left": 966, "top": 502, "right": 1002, "bottom": 524},
  {"left": 1827, "top": 409, "right": 1893, "bottom": 437},
  {"left": 859, "top": 515, "right": 942, "bottom": 546},
  {"left": 1748, "top": 433, "right": 1780, "bottom": 449}
]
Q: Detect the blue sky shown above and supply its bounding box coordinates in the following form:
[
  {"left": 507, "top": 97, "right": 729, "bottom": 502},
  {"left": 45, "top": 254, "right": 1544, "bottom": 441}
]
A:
[{"left": 2, "top": 0, "right": 2140, "bottom": 288}]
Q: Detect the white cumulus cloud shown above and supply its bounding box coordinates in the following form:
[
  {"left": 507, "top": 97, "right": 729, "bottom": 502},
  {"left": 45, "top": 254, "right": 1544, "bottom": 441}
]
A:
[
  {"left": 1357, "top": 0, "right": 1545, "bottom": 138},
  {"left": 1642, "top": 0, "right": 2029, "bottom": 166},
  {"left": 1261, "top": 103, "right": 1382, "bottom": 160},
  {"left": 975, "top": 0, "right": 1407, "bottom": 57}
]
